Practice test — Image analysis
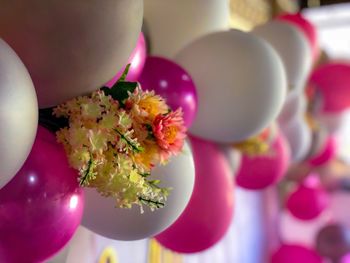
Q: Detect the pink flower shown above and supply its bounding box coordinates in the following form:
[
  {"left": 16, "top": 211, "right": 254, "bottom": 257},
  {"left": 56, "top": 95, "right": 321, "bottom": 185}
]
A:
[{"left": 153, "top": 108, "right": 187, "bottom": 161}]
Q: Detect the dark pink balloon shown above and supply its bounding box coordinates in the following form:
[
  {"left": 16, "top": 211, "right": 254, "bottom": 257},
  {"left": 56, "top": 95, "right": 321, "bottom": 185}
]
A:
[
  {"left": 0, "top": 126, "right": 84, "bottom": 263},
  {"left": 155, "top": 135, "right": 234, "bottom": 253},
  {"left": 236, "top": 130, "right": 290, "bottom": 190},
  {"left": 309, "top": 136, "right": 337, "bottom": 167},
  {"left": 139, "top": 56, "right": 198, "bottom": 128},
  {"left": 277, "top": 13, "right": 319, "bottom": 61},
  {"left": 271, "top": 244, "right": 323, "bottom": 263},
  {"left": 309, "top": 63, "right": 350, "bottom": 113},
  {"left": 106, "top": 33, "right": 147, "bottom": 85},
  {"left": 286, "top": 175, "right": 329, "bottom": 220}
]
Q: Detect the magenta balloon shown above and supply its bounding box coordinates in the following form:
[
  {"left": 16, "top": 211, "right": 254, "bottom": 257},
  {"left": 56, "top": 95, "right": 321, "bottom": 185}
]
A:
[
  {"left": 309, "top": 136, "right": 337, "bottom": 166},
  {"left": 138, "top": 56, "right": 198, "bottom": 128},
  {"left": 236, "top": 130, "right": 290, "bottom": 190},
  {"left": 309, "top": 63, "right": 350, "bottom": 113},
  {"left": 286, "top": 182, "right": 329, "bottom": 220},
  {"left": 271, "top": 244, "right": 323, "bottom": 263},
  {"left": 106, "top": 33, "right": 147, "bottom": 85},
  {"left": 277, "top": 13, "right": 319, "bottom": 61},
  {"left": 0, "top": 126, "right": 84, "bottom": 263},
  {"left": 155, "top": 135, "right": 234, "bottom": 253}
]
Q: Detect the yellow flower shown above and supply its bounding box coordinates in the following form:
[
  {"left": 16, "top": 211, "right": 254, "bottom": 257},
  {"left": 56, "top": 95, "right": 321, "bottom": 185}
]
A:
[
  {"left": 100, "top": 111, "right": 118, "bottom": 130},
  {"left": 88, "top": 129, "right": 108, "bottom": 154},
  {"left": 233, "top": 137, "right": 269, "bottom": 156},
  {"left": 130, "top": 89, "right": 168, "bottom": 121},
  {"left": 134, "top": 141, "right": 160, "bottom": 170},
  {"left": 138, "top": 95, "right": 168, "bottom": 119},
  {"left": 129, "top": 170, "right": 144, "bottom": 185},
  {"left": 81, "top": 102, "right": 102, "bottom": 120},
  {"left": 68, "top": 125, "right": 89, "bottom": 148},
  {"left": 68, "top": 147, "right": 90, "bottom": 170}
]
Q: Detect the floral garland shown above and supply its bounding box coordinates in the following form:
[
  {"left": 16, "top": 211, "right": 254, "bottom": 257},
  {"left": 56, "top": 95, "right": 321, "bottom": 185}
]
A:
[
  {"left": 40, "top": 65, "right": 187, "bottom": 210},
  {"left": 233, "top": 125, "right": 277, "bottom": 156}
]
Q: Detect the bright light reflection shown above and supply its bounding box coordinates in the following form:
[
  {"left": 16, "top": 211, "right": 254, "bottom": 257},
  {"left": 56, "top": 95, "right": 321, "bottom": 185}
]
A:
[
  {"left": 182, "top": 74, "right": 190, "bottom": 81},
  {"left": 28, "top": 174, "right": 37, "bottom": 185},
  {"left": 131, "top": 52, "right": 141, "bottom": 69},
  {"left": 69, "top": 195, "right": 79, "bottom": 210},
  {"left": 159, "top": 80, "right": 168, "bottom": 88}
]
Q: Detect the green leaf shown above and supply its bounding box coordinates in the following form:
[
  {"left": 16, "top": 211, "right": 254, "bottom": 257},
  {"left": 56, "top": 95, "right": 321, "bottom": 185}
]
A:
[
  {"left": 149, "top": 180, "right": 161, "bottom": 186},
  {"left": 118, "top": 64, "right": 131, "bottom": 82},
  {"left": 100, "top": 63, "right": 139, "bottom": 106},
  {"left": 38, "top": 107, "right": 69, "bottom": 132},
  {"left": 101, "top": 82, "right": 138, "bottom": 106}
]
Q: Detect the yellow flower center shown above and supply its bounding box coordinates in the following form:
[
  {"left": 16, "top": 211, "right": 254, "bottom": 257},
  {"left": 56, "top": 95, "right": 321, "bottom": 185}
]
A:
[
  {"left": 138, "top": 96, "right": 167, "bottom": 119},
  {"left": 164, "top": 126, "right": 178, "bottom": 144}
]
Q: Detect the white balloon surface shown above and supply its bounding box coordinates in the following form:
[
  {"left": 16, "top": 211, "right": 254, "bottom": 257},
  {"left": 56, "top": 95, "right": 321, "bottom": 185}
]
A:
[
  {"left": 221, "top": 146, "right": 242, "bottom": 177},
  {"left": 0, "top": 0, "right": 143, "bottom": 107},
  {"left": 278, "top": 91, "right": 307, "bottom": 126},
  {"left": 252, "top": 20, "right": 312, "bottom": 92},
  {"left": 280, "top": 117, "right": 312, "bottom": 162},
  {"left": 0, "top": 39, "right": 38, "bottom": 189},
  {"left": 144, "top": 0, "right": 230, "bottom": 58},
  {"left": 82, "top": 142, "right": 195, "bottom": 241},
  {"left": 175, "top": 30, "right": 287, "bottom": 143}
]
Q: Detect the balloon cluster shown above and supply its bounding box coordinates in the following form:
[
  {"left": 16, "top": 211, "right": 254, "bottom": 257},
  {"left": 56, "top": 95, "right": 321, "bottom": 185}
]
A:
[{"left": 1, "top": 1, "right": 350, "bottom": 262}]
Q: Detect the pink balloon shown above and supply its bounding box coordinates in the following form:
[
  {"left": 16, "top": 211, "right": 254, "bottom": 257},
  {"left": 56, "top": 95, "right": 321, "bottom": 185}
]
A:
[
  {"left": 277, "top": 13, "right": 319, "bottom": 61},
  {"left": 236, "top": 130, "right": 290, "bottom": 190},
  {"left": 309, "top": 136, "right": 337, "bottom": 166},
  {"left": 139, "top": 56, "right": 198, "bottom": 128},
  {"left": 155, "top": 135, "right": 234, "bottom": 253},
  {"left": 0, "top": 126, "right": 84, "bottom": 263},
  {"left": 105, "top": 33, "right": 147, "bottom": 85},
  {"left": 286, "top": 175, "right": 329, "bottom": 220},
  {"left": 271, "top": 244, "right": 323, "bottom": 263},
  {"left": 309, "top": 63, "right": 350, "bottom": 113}
]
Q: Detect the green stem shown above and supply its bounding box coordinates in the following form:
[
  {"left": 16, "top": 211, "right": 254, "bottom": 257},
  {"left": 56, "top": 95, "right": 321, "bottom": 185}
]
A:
[
  {"left": 80, "top": 156, "right": 93, "bottom": 186},
  {"left": 138, "top": 197, "right": 165, "bottom": 209},
  {"left": 114, "top": 129, "right": 142, "bottom": 153},
  {"left": 139, "top": 172, "right": 151, "bottom": 178},
  {"left": 116, "top": 64, "right": 131, "bottom": 83}
]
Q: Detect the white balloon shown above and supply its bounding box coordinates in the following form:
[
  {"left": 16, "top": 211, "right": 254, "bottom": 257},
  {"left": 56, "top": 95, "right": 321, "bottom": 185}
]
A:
[
  {"left": 278, "top": 90, "right": 307, "bottom": 126},
  {"left": 144, "top": 0, "right": 230, "bottom": 58},
  {"left": 0, "top": 0, "right": 143, "bottom": 107},
  {"left": 175, "top": 30, "right": 287, "bottom": 143},
  {"left": 47, "top": 227, "right": 95, "bottom": 263},
  {"left": 0, "top": 39, "right": 38, "bottom": 189},
  {"left": 252, "top": 21, "right": 312, "bottom": 91},
  {"left": 280, "top": 116, "right": 312, "bottom": 162},
  {"left": 82, "top": 142, "right": 195, "bottom": 241},
  {"left": 220, "top": 146, "right": 242, "bottom": 177}
]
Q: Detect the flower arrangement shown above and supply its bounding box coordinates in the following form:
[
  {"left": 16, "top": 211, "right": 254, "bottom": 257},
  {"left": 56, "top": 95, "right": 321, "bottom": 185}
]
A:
[
  {"left": 233, "top": 125, "right": 276, "bottom": 156},
  {"left": 42, "top": 65, "right": 187, "bottom": 210}
]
